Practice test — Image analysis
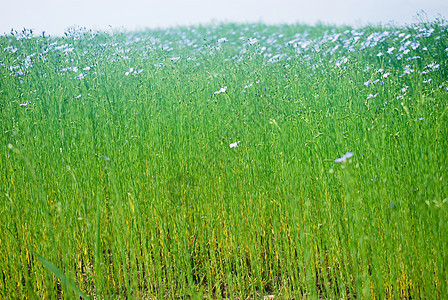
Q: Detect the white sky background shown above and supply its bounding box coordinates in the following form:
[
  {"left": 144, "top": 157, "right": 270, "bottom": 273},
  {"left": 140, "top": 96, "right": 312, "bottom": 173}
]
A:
[{"left": 1, "top": 0, "right": 447, "bottom": 36}]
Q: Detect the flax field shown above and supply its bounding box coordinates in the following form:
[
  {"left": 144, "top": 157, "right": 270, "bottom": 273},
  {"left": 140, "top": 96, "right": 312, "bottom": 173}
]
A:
[{"left": 1, "top": 20, "right": 448, "bottom": 299}]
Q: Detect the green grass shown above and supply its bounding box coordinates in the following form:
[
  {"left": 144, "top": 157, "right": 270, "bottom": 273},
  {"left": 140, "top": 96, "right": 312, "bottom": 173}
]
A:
[{"left": 1, "top": 20, "right": 447, "bottom": 298}]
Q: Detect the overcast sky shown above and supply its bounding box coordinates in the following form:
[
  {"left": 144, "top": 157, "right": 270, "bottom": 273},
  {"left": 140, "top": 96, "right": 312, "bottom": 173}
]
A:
[{"left": 1, "top": 0, "right": 447, "bottom": 36}]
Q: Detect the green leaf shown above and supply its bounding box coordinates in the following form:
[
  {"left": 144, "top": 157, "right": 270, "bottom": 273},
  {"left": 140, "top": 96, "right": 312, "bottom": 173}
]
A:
[{"left": 28, "top": 248, "right": 90, "bottom": 300}]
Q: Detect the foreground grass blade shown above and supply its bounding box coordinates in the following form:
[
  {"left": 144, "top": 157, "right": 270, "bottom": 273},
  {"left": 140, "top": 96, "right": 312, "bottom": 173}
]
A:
[{"left": 28, "top": 248, "right": 90, "bottom": 300}]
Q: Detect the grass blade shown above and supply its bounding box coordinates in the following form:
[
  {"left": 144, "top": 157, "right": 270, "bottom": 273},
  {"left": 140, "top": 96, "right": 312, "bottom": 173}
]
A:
[{"left": 28, "top": 248, "right": 90, "bottom": 300}]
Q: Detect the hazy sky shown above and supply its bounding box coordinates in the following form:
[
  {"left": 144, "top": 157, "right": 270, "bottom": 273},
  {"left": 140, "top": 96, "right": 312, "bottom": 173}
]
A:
[{"left": 2, "top": 0, "right": 447, "bottom": 36}]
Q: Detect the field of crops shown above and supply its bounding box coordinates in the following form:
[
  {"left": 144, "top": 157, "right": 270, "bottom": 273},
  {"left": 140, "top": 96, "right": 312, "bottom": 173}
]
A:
[{"left": 1, "top": 20, "right": 447, "bottom": 299}]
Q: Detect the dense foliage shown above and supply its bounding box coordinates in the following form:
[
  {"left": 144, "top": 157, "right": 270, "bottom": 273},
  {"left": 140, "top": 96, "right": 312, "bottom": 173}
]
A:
[{"left": 1, "top": 20, "right": 447, "bottom": 298}]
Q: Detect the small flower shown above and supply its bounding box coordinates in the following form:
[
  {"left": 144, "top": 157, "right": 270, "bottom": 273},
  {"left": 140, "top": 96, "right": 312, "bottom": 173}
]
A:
[
  {"left": 229, "top": 141, "right": 240, "bottom": 148},
  {"left": 125, "top": 67, "right": 134, "bottom": 76},
  {"left": 344, "top": 152, "right": 354, "bottom": 159},
  {"left": 214, "top": 86, "right": 227, "bottom": 95},
  {"left": 334, "top": 157, "right": 345, "bottom": 163},
  {"left": 335, "top": 152, "right": 354, "bottom": 163},
  {"left": 419, "top": 117, "right": 424, "bottom": 121},
  {"left": 133, "top": 68, "right": 143, "bottom": 75},
  {"left": 411, "top": 42, "right": 420, "bottom": 50},
  {"left": 19, "top": 102, "right": 31, "bottom": 106},
  {"left": 367, "top": 93, "right": 380, "bottom": 100},
  {"left": 403, "top": 65, "right": 414, "bottom": 74},
  {"left": 76, "top": 73, "right": 86, "bottom": 80},
  {"left": 247, "top": 38, "right": 258, "bottom": 45}
]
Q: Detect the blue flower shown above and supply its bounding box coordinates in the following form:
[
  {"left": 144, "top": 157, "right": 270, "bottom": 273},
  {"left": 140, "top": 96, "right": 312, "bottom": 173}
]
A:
[{"left": 335, "top": 152, "right": 354, "bottom": 163}]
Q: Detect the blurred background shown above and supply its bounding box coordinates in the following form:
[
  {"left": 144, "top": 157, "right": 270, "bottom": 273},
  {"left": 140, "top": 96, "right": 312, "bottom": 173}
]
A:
[{"left": 1, "top": 0, "right": 447, "bottom": 36}]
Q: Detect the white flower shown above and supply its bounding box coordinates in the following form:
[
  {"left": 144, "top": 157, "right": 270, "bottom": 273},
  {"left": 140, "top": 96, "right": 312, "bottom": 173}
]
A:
[
  {"left": 404, "top": 65, "right": 414, "bottom": 74},
  {"left": 76, "top": 73, "right": 86, "bottom": 80},
  {"left": 411, "top": 42, "right": 420, "bottom": 50},
  {"left": 248, "top": 38, "right": 258, "bottom": 45},
  {"left": 229, "top": 141, "right": 240, "bottom": 148},
  {"left": 125, "top": 67, "right": 134, "bottom": 76},
  {"left": 133, "top": 68, "right": 143, "bottom": 75},
  {"left": 214, "top": 86, "right": 227, "bottom": 95}
]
